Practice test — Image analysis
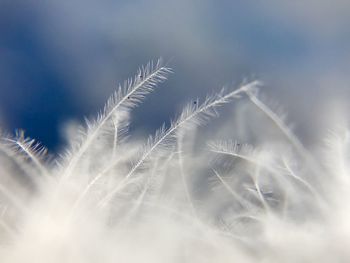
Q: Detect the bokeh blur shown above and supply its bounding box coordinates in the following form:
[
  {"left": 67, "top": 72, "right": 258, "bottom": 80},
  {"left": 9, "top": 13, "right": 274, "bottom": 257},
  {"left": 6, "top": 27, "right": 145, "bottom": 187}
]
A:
[{"left": 1, "top": 0, "right": 349, "bottom": 152}]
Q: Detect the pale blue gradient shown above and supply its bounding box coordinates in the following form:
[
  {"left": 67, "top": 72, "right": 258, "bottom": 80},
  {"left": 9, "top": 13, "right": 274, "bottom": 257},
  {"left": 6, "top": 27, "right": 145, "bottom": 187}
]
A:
[{"left": 0, "top": 0, "right": 349, "bottom": 151}]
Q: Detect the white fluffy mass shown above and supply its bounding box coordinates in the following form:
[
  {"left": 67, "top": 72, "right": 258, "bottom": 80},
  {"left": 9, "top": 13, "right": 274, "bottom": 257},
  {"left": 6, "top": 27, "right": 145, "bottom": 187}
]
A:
[{"left": 0, "top": 60, "right": 349, "bottom": 262}]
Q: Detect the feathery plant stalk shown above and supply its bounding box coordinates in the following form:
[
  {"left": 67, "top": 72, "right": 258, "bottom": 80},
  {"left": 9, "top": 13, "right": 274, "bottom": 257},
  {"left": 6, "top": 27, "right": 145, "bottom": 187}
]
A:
[
  {"left": 62, "top": 59, "right": 171, "bottom": 181},
  {"left": 0, "top": 60, "right": 349, "bottom": 262},
  {"left": 98, "top": 81, "right": 259, "bottom": 206},
  {"left": 3, "top": 130, "right": 49, "bottom": 179},
  {"left": 244, "top": 88, "right": 325, "bottom": 178}
]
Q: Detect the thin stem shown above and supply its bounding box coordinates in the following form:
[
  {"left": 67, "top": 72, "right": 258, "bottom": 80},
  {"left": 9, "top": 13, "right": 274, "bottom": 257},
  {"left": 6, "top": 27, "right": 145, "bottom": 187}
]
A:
[
  {"left": 63, "top": 63, "right": 170, "bottom": 180},
  {"left": 99, "top": 82, "right": 257, "bottom": 206}
]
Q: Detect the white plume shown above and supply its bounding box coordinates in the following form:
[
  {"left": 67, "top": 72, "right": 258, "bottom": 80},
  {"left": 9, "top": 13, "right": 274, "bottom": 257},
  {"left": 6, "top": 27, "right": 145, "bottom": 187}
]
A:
[{"left": 0, "top": 61, "right": 349, "bottom": 262}]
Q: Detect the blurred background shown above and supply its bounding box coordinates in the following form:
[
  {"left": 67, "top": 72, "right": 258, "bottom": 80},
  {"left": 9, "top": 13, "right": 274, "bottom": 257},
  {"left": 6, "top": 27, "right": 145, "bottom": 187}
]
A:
[{"left": 1, "top": 0, "right": 350, "bottom": 153}]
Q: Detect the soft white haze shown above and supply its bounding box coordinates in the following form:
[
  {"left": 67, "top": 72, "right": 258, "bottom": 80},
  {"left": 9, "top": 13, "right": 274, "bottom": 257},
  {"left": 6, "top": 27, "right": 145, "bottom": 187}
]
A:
[{"left": 1, "top": 61, "right": 350, "bottom": 262}]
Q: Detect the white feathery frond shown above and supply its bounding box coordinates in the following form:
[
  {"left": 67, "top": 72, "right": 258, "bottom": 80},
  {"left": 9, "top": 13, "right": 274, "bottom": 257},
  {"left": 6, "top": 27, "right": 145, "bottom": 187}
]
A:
[
  {"left": 111, "top": 115, "right": 119, "bottom": 160},
  {"left": 244, "top": 88, "right": 305, "bottom": 158},
  {"left": 282, "top": 157, "right": 323, "bottom": 203},
  {"left": 2, "top": 130, "right": 49, "bottom": 179},
  {"left": 211, "top": 169, "right": 254, "bottom": 211},
  {"left": 2, "top": 60, "right": 349, "bottom": 262},
  {"left": 209, "top": 140, "right": 262, "bottom": 166},
  {"left": 62, "top": 59, "right": 172, "bottom": 180},
  {"left": 98, "top": 80, "right": 260, "bottom": 206},
  {"left": 0, "top": 138, "right": 37, "bottom": 182},
  {"left": 244, "top": 88, "right": 326, "bottom": 181}
]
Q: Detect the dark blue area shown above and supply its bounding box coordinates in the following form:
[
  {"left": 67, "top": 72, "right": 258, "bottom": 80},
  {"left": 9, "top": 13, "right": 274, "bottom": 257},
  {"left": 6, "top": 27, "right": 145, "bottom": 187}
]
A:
[{"left": 0, "top": 2, "right": 77, "bottom": 151}]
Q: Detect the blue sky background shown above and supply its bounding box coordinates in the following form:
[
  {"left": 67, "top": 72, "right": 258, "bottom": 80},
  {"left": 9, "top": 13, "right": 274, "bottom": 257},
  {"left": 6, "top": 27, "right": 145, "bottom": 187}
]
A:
[{"left": 1, "top": 0, "right": 350, "bottom": 152}]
